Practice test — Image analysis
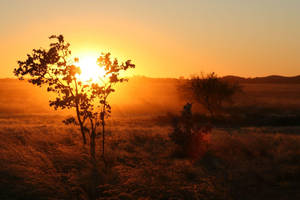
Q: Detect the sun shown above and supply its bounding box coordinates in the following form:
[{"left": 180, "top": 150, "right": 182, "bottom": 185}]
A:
[{"left": 75, "top": 56, "right": 106, "bottom": 83}]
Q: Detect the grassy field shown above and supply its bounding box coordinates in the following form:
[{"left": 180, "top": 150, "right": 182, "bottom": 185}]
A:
[
  {"left": 0, "top": 113, "right": 300, "bottom": 200},
  {"left": 1, "top": 78, "right": 300, "bottom": 199}
]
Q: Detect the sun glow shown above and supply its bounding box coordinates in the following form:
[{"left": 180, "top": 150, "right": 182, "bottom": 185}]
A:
[{"left": 75, "top": 56, "right": 106, "bottom": 83}]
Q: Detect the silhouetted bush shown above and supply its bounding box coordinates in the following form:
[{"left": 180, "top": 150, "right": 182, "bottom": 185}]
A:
[
  {"left": 169, "top": 103, "right": 211, "bottom": 159},
  {"left": 179, "top": 72, "right": 241, "bottom": 116}
]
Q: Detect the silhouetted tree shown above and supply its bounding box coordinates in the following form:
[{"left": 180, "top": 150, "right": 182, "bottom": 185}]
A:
[
  {"left": 14, "top": 35, "right": 135, "bottom": 160},
  {"left": 94, "top": 53, "right": 135, "bottom": 159},
  {"left": 179, "top": 72, "right": 241, "bottom": 116}
]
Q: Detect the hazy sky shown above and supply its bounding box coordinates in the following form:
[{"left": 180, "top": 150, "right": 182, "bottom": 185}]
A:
[{"left": 1, "top": 0, "right": 299, "bottom": 78}]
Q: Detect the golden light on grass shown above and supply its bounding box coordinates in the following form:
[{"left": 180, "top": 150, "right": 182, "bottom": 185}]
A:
[{"left": 75, "top": 55, "right": 106, "bottom": 83}]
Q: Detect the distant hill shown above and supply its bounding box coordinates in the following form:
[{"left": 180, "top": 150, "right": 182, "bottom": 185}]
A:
[
  {"left": 3, "top": 75, "right": 300, "bottom": 84},
  {"left": 222, "top": 75, "right": 300, "bottom": 84},
  {"left": 127, "top": 75, "right": 300, "bottom": 84}
]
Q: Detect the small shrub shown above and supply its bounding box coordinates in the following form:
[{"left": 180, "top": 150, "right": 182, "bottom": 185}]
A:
[
  {"left": 169, "top": 103, "right": 212, "bottom": 160},
  {"left": 178, "top": 72, "right": 241, "bottom": 117}
]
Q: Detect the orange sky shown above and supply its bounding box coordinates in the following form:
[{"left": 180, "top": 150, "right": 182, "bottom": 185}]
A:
[{"left": 1, "top": 0, "right": 300, "bottom": 78}]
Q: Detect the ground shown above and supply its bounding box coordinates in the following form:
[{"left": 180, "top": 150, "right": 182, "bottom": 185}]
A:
[{"left": 0, "top": 113, "right": 299, "bottom": 200}]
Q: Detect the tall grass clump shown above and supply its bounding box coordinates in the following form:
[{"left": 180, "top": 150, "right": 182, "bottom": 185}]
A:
[{"left": 0, "top": 124, "right": 119, "bottom": 200}]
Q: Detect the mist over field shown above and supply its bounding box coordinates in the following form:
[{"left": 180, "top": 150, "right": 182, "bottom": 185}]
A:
[
  {"left": 0, "top": 77, "right": 180, "bottom": 116},
  {"left": 3, "top": 76, "right": 300, "bottom": 116}
]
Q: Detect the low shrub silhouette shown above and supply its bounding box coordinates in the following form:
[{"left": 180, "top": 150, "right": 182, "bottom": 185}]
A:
[
  {"left": 169, "top": 103, "right": 212, "bottom": 160},
  {"left": 178, "top": 72, "right": 241, "bottom": 117}
]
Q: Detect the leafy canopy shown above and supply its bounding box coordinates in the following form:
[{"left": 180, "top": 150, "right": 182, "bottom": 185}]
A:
[{"left": 14, "top": 35, "right": 135, "bottom": 147}]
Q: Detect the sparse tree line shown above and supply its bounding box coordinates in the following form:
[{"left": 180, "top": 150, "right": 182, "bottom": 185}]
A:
[{"left": 14, "top": 34, "right": 241, "bottom": 162}]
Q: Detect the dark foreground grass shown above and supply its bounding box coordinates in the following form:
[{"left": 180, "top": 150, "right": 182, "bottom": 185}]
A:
[{"left": 0, "top": 114, "right": 300, "bottom": 200}]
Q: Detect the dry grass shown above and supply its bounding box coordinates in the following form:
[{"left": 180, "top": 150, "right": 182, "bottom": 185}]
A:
[{"left": 0, "top": 114, "right": 300, "bottom": 199}]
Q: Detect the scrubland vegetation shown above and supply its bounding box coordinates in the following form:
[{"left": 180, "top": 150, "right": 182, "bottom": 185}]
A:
[
  {"left": 1, "top": 77, "right": 300, "bottom": 199},
  {"left": 0, "top": 113, "right": 300, "bottom": 200}
]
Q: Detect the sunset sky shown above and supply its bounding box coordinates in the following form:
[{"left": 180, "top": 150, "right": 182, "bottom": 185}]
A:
[{"left": 1, "top": 0, "right": 299, "bottom": 78}]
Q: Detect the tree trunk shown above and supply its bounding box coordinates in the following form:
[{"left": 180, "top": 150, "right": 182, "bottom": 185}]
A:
[
  {"left": 102, "top": 117, "right": 105, "bottom": 159},
  {"left": 90, "top": 130, "right": 96, "bottom": 161},
  {"left": 80, "top": 125, "right": 87, "bottom": 145},
  {"left": 100, "top": 104, "right": 106, "bottom": 159},
  {"left": 74, "top": 79, "right": 86, "bottom": 145},
  {"left": 76, "top": 105, "right": 87, "bottom": 144}
]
